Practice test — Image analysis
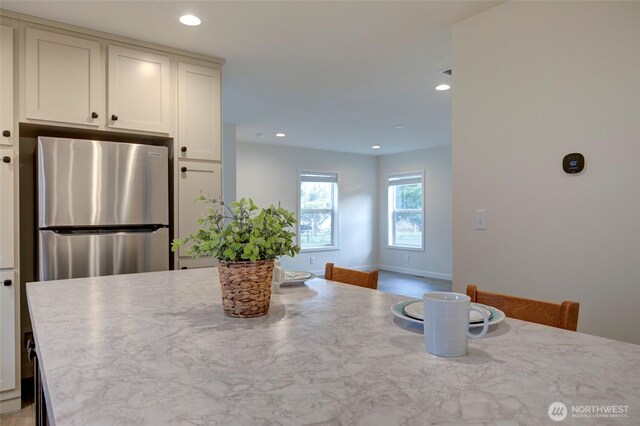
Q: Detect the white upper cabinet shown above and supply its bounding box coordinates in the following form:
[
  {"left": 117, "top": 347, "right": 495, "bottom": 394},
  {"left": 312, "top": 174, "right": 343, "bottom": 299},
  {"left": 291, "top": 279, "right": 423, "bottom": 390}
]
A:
[
  {"left": 108, "top": 46, "right": 171, "bottom": 134},
  {"left": 178, "top": 63, "right": 221, "bottom": 161},
  {"left": 1, "top": 25, "right": 14, "bottom": 145},
  {"left": 24, "top": 31, "right": 173, "bottom": 134},
  {"left": 25, "top": 28, "right": 102, "bottom": 127}
]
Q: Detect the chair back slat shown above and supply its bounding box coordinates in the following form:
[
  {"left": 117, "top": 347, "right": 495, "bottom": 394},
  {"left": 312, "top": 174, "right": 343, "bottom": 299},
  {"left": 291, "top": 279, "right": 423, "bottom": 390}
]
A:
[
  {"left": 325, "top": 263, "right": 378, "bottom": 289},
  {"left": 466, "top": 285, "right": 579, "bottom": 331}
]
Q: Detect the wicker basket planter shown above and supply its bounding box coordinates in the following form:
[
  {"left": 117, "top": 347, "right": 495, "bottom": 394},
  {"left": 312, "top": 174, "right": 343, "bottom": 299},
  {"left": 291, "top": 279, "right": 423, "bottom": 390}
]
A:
[
  {"left": 218, "top": 259, "right": 274, "bottom": 318},
  {"left": 172, "top": 198, "right": 300, "bottom": 317}
]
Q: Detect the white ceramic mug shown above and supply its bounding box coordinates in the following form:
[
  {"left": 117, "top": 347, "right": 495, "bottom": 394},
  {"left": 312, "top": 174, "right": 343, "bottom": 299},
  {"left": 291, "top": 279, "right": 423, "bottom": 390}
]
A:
[
  {"left": 423, "top": 292, "right": 489, "bottom": 357},
  {"left": 272, "top": 260, "right": 285, "bottom": 294}
]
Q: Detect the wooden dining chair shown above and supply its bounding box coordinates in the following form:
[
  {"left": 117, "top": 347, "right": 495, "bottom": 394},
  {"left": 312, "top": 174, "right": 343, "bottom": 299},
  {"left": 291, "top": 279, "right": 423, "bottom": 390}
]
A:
[
  {"left": 324, "top": 263, "right": 378, "bottom": 290},
  {"left": 466, "top": 285, "right": 579, "bottom": 331}
]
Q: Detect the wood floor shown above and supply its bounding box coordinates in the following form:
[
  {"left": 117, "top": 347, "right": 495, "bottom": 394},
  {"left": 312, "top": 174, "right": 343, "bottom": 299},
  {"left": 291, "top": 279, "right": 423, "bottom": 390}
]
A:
[
  {"left": 0, "top": 271, "right": 450, "bottom": 425},
  {"left": 0, "top": 380, "right": 34, "bottom": 426},
  {"left": 377, "top": 269, "right": 452, "bottom": 299},
  {"left": 0, "top": 403, "right": 33, "bottom": 426}
]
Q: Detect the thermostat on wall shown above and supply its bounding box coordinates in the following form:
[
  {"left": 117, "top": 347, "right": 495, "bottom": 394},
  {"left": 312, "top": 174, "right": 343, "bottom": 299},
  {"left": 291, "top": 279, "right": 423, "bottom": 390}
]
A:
[{"left": 563, "top": 153, "right": 585, "bottom": 174}]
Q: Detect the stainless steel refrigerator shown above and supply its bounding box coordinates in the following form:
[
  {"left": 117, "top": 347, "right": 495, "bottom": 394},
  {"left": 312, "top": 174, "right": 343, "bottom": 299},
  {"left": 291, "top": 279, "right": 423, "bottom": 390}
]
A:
[{"left": 37, "top": 137, "right": 169, "bottom": 281}]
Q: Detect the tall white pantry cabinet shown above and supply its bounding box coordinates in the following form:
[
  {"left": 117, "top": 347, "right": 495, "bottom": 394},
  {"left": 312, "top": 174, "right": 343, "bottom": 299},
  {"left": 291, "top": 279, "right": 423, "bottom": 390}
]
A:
[
  {"left": 0, "top": 23, "right": 18, "bottom": 413},
  {"left": 177, "top": 63, "right": 222, "bottom": 268},
  {"left": 0, "top": 11, "right": 224, "bottom": 413}
]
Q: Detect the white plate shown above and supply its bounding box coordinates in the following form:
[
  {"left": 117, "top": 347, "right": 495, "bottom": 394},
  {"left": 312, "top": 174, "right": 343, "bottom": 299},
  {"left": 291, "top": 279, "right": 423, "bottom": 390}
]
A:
[
  {"left": 403, "top": 300, "right": 492, "bottom": 323},
  {"left": 283, "top": 271, "right": 317, "bottom": 284},
  {"left": 391, "top": 300, "right": 505, "bottom": 329}
]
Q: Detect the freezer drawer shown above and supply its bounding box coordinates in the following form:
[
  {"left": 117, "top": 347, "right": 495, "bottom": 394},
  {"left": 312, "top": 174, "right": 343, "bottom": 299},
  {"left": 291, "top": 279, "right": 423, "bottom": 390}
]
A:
[
  {"left": 39, "top": 228, "right": 169, "bottom": 281},
  {"left": 38, "top": 137, "right": 169, "bottom": 227}
]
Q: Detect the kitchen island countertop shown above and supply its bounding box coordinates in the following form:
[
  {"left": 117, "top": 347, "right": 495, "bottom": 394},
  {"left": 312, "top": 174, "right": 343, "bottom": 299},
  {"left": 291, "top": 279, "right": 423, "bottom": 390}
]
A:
[{"left": 27, "top": 268, "right": 640, "bottom": 425}]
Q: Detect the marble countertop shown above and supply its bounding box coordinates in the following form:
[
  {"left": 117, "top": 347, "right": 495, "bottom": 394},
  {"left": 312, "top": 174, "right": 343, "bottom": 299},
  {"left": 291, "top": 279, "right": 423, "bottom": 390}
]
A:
[{"left": 27, "top": 268, "right": 640, "bottom": 425}]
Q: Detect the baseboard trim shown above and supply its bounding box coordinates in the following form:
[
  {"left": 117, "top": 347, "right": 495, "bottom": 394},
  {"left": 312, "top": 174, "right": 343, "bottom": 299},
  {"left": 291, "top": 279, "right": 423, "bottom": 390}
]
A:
[
  {"left": 377, "top": 264, "right": 452, "bottom": 281},
  {"left": 0, "top": 395, "right": 22, "bottom": 414}
]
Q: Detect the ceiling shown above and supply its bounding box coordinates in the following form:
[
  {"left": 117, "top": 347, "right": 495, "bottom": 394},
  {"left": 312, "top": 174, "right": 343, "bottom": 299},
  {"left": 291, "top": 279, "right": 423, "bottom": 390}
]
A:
[{"left": 2, "top": 1, "right": 500, "bottom": 155}]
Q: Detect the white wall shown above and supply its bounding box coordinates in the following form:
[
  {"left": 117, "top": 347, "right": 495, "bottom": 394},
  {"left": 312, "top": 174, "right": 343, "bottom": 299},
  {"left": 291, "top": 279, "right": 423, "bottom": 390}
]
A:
[
  {"left": 452, "top": 2, "right": 640, "bottom": 343},
  {"left": 222, "top": 123, "right": 237, "bottom": 205},
  {"left": 236, "top": 142, "right": 378, "bottom": 273},
  {"left": 378, "top": 146, "right": 452, "bottom": 280}
]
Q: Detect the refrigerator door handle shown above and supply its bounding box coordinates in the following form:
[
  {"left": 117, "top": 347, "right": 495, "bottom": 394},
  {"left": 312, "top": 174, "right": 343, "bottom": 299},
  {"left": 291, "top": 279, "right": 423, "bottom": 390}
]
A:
[{"left": 45, "top": 225, "right": 168, "bottom": 235}]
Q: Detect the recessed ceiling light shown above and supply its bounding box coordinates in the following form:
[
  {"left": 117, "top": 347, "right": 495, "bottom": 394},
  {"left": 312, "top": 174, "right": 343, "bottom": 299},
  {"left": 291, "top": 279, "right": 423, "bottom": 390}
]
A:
[
  {"left": 372, "top": 145, "right": 381, "bottom": 149},
  {"left": 179, "top": 15, "right": 201, "bottom": 26},
  {"left": 435, "top": 84, "right": 451, "bottom": 91},
  {"left": 275, "top": 133, "right": 286, "bottom": 138},
  {"left": 394, "top": 125, "right": 405, "bottom": 129}
]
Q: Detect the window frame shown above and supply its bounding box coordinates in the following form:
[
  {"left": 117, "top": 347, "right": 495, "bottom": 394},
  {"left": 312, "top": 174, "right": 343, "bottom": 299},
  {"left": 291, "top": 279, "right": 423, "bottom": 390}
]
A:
[
  {"left": 387, "top": 170, "right": 425, "bottom": 251},
  {"left": 297, "top": 169, "right": 339, "bottom": 252}
]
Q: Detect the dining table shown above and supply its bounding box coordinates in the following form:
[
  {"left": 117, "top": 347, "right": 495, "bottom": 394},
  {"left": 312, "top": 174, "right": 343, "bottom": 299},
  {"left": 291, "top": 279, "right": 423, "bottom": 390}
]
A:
[{"left": 27, "top": 267, "right": 640, "bottom": 425}]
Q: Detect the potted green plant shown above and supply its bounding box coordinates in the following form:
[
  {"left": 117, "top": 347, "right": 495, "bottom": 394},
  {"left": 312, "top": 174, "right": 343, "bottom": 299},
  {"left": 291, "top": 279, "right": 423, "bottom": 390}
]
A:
[{"left": 172, "top": 197, "right": 300, "bottom": 318}]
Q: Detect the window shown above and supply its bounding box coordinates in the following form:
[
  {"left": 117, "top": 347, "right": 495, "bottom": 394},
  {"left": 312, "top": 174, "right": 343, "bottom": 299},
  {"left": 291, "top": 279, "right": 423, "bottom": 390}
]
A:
[
  {"left": 299, "top": 171, "right": 338, "bottom": 250},
  {"left": 388, "top": 171, "right": 424, "bottom": 250}
]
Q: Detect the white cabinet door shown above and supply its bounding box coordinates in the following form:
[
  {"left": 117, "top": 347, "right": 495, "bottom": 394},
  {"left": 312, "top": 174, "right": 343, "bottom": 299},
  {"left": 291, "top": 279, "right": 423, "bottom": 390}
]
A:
[
  {"left": 25, "top": 28, "right": 102, "bottom": 126},
  {"left": 0, "top": 146, "right": 13, "bottom": 269},
  {"left": 178, "top": 161, "right": 221, "bottom": 258},
  {"left": 108, "top": 46, "right": 171, "bottom": 134},
  {"left": 178, "top": 63, "right": 221, "bottom": 161},
  {"left": 0, "top": 268, "right": 15, "bottom": 392},
  {"left": 1, "top": 25, "right": 14, "bottom": 145}
]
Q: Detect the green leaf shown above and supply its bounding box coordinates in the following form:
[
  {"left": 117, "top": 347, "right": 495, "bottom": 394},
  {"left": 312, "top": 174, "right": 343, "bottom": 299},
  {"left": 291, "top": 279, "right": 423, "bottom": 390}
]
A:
[{"left": 173, "top": 198, "right": 299, "bottom": 262}]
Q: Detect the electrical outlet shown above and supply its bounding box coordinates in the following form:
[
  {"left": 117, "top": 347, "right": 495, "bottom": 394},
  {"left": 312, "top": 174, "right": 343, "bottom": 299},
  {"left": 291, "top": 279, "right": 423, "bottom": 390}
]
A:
[
  {"left": 404, "top": 255, "right": 410, "bottom": 263},
  {"left": 309, "top": 257, "right": 315, "bottom": 265},
  {"left": 475, "top": 209, "right": 487, "bottom": 230}
]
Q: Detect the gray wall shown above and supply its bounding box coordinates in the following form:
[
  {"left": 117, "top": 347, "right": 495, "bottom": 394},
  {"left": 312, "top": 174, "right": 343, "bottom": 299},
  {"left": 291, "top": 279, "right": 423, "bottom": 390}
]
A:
[
  {"left": 377, "top": 145, "right": 452, "bottom": 279},
  {"left": 222, "top": 123, "right": 237, "bottom": 205},
  {"left": 236, "top": 141, "right": 378, "bottom": 273},
  {"left": 452, "top": 1, "right": 640, "bottom": 343}
]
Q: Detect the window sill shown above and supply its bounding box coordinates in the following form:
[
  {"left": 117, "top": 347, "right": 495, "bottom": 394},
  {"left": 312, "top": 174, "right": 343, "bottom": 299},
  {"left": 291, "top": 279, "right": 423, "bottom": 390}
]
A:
[
  {"left": 301, "top": 246, "right": 340, "bottom": 253},
  {"left": 386, "top": 245, "right": 424, "bottom": 252}
]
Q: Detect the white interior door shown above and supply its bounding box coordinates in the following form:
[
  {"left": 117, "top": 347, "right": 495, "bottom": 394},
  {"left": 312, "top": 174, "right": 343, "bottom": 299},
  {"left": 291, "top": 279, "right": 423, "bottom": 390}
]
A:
[
  {"left": 108, "top": 46, "right": 171, "bottom": 134},
  {"left": 25, "top": 28, "right": 102, "bottom": 126},
  {"left": 178, "top": 63, "right": 221, "bottom": 161},
  {"left": 178, "top": 161, "right": 221, "bottom": 258},
  {"left": 1, "top": 25, "right": 14, "bottom": 145}
]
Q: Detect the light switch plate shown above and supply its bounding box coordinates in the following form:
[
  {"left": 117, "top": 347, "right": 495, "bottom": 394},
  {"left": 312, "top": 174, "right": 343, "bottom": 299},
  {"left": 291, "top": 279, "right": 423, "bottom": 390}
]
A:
[{"left": 474, "top": 210, "right": 487, "bottom": 230}]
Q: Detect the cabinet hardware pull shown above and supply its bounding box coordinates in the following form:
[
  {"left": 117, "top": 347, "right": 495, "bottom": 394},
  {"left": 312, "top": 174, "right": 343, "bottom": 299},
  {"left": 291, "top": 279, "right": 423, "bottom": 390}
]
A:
[
  {"left": 181, "top": 167, "right": 187, "bottom": 173},
  {"left": 2, "top": 130, "right": 10, "bottom": 137},
  {"left": 3, "top": 279, "right": 11, "bottom": 286},
  {"left": 2, "top": 156, "right": 10, "bottom": 163},
  {"left": 111, "top": 114, "right": 118, "bottom": 121},
  {"left": 181, "top": 146, "right": 187, "bottom": 152},
  {"left": 27, "top": 339, "right": 36, "bottom": 362},
  {"left": 91, "top": 112, "right": 99, "bottom": 119}
]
